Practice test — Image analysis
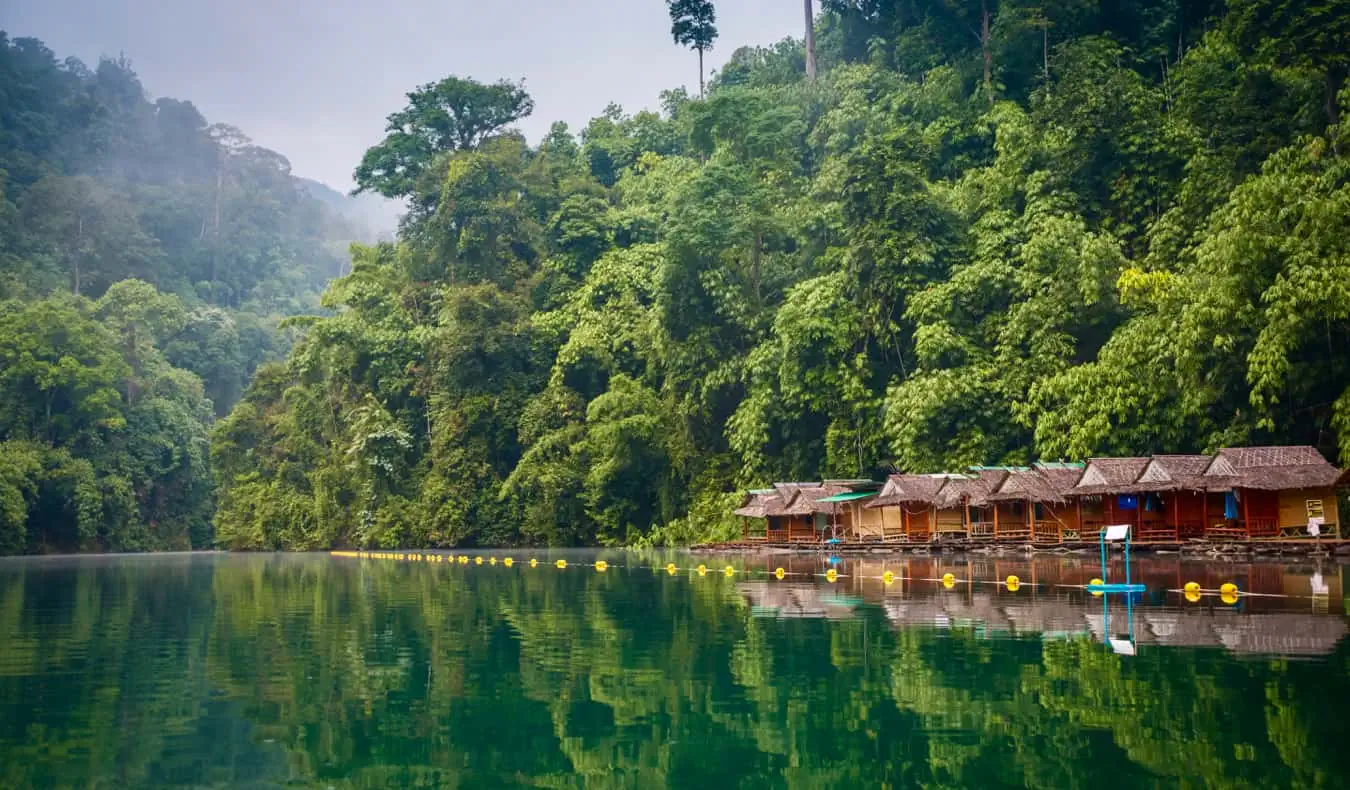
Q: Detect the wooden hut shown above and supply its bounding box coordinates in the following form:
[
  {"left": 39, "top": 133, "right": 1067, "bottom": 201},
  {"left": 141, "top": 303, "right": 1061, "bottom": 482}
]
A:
[
  {"left": 1032, "top": 462, "right": 1087, "bottom": 540},
  {"left": 1202, "top": 447, "right": 1344, "bottom": 538},
  {"left": 986, "top": 467, "right": 1076, "bottom": 542},
  {"left": 733, "top": 489, "right": 778, "bottom": 540},
  {"left": 1070, "top": 458, "right": 1151, "bottom": 536},
  {"left": 864, "top": 474, "right": 949, "bottom": 542},
  {"left": 934, "top": 469, "right": 1009, "bottom": 539}
]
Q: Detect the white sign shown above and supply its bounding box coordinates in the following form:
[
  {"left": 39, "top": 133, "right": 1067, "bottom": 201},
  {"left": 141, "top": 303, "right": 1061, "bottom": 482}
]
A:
[
  {"left": 1308, "top": 516, "right": 1325, "bottom": 537},
  {"left": 1104, "top": 524, "right": 1130, "bottom": 542}
]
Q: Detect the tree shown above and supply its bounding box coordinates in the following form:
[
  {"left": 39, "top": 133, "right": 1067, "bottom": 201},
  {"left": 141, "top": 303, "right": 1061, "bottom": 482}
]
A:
[
  {"left": 805, "top": 0, "right": 818, "bottom": 80},
  {"left": 666, "top": 0, "right": 719, "bottom": 97},
  {"left": 354, "top": 76, "right": 534, "bottom": 199}
]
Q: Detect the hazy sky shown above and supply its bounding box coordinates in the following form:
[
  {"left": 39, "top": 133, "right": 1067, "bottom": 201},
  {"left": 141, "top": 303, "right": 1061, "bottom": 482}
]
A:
[{"left": 5, "top": 0, "right": 804, "bottom": 190}]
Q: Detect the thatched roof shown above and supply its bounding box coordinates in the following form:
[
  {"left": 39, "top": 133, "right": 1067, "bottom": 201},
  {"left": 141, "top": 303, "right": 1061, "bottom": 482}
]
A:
[
  {"left": 866, "top": 474, "right": 950, "bottom": 508},
  {"left": 1205, "top": 446, "right": 1344, "bottom": 491},
  {"left": 934, "top": 469, "right": 1009, "bottom": 508},
  {"left": 1130, "top": 455, "right": 1224, "bottom": 492},
  {"left": 733, "top": 490, "right": 781, "bottom": 518},
  {"left": 1072, "top": 457, "right": 1150, "bottom": 495},
  {"left": 1033, "top": 462, "right": 1085, "bottom": 495},
  {"left": 781, "top": 484, "right": 850, "bottom": 515},
  {"left": 987, "top": 468, "right": 1068, "bottom": 503}
]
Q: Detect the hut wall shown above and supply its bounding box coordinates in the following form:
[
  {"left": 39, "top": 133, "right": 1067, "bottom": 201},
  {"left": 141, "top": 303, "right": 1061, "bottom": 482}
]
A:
[
  {"left": 994, "top": 502, "right": 1029, "bottom": 536},
  {"left": 1170, "top": 491, "right": 1206, "bottom": 538},
  {"left": 1205, "top": 491, "right": 1228, "bottom": 529},
  {"left": 1078, "top": 496, "right": 1105, "bottom": 533},
  {"left": 854, "top": 504, "right": 885, "bottom": 538},
  {"left": 1243, "top": 489, "right": 1279, "bottom": 520},
  {"left": 877, "top": 506, "right": 904, "bottom": 538},
  {"left": 1278, "top": 487, "right": 1338, "bottom": 531},
  {"left": 934, "top": 507, "right": 965, "bottom": 534}
]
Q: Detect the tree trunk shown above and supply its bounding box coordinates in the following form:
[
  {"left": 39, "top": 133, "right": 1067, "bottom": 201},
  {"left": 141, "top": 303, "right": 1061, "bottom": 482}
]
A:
[
  {"left": 804, "top": 0, "right": 817, "bottom": 81},
  {"left": 212, "top": 149, "right": 224, "bottom": 303},
  {"left": 73, "top": 212, "right": 83, "bottom": 296},
  {"left": 698, "top": 47, "right": 705, "bottom": 97},
  {"left": 981, "top": 0, "right": 993, "bottom": 104},
  {"left": 752, "top": 229, "right": 762, "bottom": 304},
  {"left": 1042, "top": 26, "right": 1049, "bottom": 88}
]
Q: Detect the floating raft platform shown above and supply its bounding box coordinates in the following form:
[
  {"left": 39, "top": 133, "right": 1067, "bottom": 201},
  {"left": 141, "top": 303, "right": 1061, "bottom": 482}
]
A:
[{"left": 691, "top": 537, "right": 1350, "bottom": 558}]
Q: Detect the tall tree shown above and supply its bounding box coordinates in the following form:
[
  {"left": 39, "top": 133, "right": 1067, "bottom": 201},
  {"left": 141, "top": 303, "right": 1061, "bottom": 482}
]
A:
[
  {"left": 804, "top": 0, "right": 818, "bottom": 80},
  {"left": 354, "top": 77, "right": 534, "bottom": 199},
  {"left": 666, "top": 0, "right": 719, "bottom": 96}
]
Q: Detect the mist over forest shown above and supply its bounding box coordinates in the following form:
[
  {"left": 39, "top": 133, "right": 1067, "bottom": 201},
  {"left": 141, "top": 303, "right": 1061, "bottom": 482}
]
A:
[{"left": 2, "top": 0, "right": 1349, "bottom": 554}]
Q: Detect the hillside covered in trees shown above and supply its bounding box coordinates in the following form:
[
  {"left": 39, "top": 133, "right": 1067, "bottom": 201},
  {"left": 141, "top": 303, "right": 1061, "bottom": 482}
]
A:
[
  {"left": 0, "top": 33, "right": 378, "bottom": 553},
  {"left": 209, "top": 0, "right": 1350, "bottom": 550}
]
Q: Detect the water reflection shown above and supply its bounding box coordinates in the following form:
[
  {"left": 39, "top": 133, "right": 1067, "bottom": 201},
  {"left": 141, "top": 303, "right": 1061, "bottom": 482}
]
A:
[
  {"left": 729, "top": 554, "right": 1348, "bottom": 658},
  {"left": 0, "top": 551, "right": 1347, "bottom": 788}
]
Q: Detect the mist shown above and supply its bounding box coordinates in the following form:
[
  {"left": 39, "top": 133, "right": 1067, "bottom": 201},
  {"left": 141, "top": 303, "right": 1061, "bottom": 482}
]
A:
[{"left": 6, "top": 0, "right": 804, "bottom": 197}]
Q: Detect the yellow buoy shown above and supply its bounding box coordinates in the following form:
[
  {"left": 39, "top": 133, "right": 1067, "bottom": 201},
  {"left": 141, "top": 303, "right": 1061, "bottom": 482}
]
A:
[
  {"left": 489, "top": 556, "right": 497, "bottom": 565},
  {"left": 458, "top": 555, "right": 468, "bottom": 564},
  {"left": 475, "top": 556, "right": 483, "bottom": 565},
  {"left": 1219, "top": 582, "right": 1238, "bottom": 596},
  {"left": 595, "top": 560, "right": 608, "bottom": 572},
  {"left": 724, "top": 565, "right": 735, "bottom": 576},
  {"left": 666, "top": 563, "right": 678, "bottom": 575},
  {"left": 1183, "top": 581, "right": 1200, "bottom": 595},
  {"left": 1005, "top": 575, "right": 1020, "bottom": 592},
  {"left": 825, "top": 568, "right": 838, "bottom": 583},
  {"left": 1220, "top": 590, "right": 1239, "bottom": 606},
  {"left": 882, "top": 570, "right": 896, "bottom": 585},
  {"left": 1184, "top": 589, "right": 1202, "bottom": 603},
  {"left": 529, "top": 558, "right": 538, "bottom": 567},
  {"left": 941, "top": 572, "right": 956, "bottom": 589},
  {"left": 503, "top": 557, "right": 513, "bottom": 567},
  {"left": 774, "top": 567, "right": 786, "bottom": 580},
  {"left": 697, "top": 564, "right": 708, "bottom": 576},
  {"left": 556, "top": 559, "right": 567, "bottom": 569}
]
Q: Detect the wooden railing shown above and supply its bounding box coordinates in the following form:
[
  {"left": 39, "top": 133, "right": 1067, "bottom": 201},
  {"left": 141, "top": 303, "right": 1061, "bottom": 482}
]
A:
[
  {"left": 1032, "top": 521, "right": 1061, "bottom": 544},
  {"left": 968, "top": 521, "right": 996, "bottom": 540},
  {"left": 1245, "top": 517, "right": 1279, "bottom": 539}
]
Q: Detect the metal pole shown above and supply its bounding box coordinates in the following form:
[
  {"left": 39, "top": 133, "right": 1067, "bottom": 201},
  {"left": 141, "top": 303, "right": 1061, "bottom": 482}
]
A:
[
  {"left": 1123, "top": 528, "right": 1131, "bottom": 588},
  {"left": 1099, "top": 530, "right": 1108, "bottom": 584}
]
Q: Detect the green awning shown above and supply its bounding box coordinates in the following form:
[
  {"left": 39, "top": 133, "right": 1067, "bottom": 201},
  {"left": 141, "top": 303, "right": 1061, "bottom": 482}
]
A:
[{"left": 814, "top": 491, "right": 877, "bottom": 503}]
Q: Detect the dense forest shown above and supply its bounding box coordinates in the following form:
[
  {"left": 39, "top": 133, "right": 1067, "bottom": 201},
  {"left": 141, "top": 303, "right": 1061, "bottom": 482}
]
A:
[
  {"left": 5, "top": 0, "right": 1350, "bottom": 553},
  {"left": 0, "top": 33, "right": 381, "bottom": 553}
]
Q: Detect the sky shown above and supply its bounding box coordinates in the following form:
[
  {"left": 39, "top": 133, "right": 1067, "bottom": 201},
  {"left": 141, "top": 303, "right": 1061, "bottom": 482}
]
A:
[{"left": 4, "top": 0, "right": 805, "bottom": 191}]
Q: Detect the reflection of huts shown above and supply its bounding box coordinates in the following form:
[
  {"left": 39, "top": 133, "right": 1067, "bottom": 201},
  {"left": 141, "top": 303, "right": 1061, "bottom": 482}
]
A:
[
  {"left": 1202, "top": 447, "right": 1344, "bottom": 539},
  {"left": 737, "top": 582, "right": 859, "bottom": 619},
  {"left": 1209, "top": 614, "right": 1348, "bottom": 656},
  {"left": 864, "top": 474, "right": 950, "bottom": 542}
]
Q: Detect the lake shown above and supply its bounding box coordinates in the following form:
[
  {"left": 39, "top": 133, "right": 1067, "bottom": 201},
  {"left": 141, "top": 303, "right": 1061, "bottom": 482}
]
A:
[{"left": 1, "top": 550, "right": 1348, "bottom": 788}]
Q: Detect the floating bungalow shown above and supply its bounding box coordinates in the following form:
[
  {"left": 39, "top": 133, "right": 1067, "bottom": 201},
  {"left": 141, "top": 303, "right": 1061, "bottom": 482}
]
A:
[
  {"left": 1203, "top": 446, "right": 1344, "bottom": 539},
  {"left": 864, "top": 474, "right": 951, "bottom": 542},
  {"left": 729, "top": 445, "right": 1346, "bottom": 548}
]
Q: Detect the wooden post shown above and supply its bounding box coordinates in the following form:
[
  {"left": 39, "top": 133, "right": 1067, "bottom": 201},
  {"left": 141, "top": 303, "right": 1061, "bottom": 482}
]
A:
[
  {"left": 1028, "top": 499, "right": 1036, "bottom": 540},
  {"left": 993, "top": 504, "right": 1000, "bottom": 537},
  {"left": 1202, "top": 491, "right": 1209, "bottom": 536},
  {"left": 1241, "top": 488, "right": 1250, "bottom": 538}
]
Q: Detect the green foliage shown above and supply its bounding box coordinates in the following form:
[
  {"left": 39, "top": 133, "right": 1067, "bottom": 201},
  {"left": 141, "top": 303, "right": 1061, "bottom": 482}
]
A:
[
  {"left": 0, "top": 289, "right": 214, "bottom": 553},
  {"left": 2, "top": 0, "right": 1346, "bottom": 556}
]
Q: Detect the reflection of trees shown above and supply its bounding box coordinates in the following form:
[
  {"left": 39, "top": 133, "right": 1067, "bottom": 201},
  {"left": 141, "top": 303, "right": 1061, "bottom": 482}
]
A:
[{"left": 1, "top": 556, "right": 1348, "bottom": 787}]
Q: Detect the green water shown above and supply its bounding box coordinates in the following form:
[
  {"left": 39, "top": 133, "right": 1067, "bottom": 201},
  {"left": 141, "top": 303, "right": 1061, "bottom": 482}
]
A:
[{"left": 1, "top": 552, "right": 1349, "bottom": 789}]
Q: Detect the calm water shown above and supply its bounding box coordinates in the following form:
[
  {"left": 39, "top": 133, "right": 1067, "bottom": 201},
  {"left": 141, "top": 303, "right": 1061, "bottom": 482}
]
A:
[{"left": 2, "top": 551, "right": 1349, "bottom": 789}]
